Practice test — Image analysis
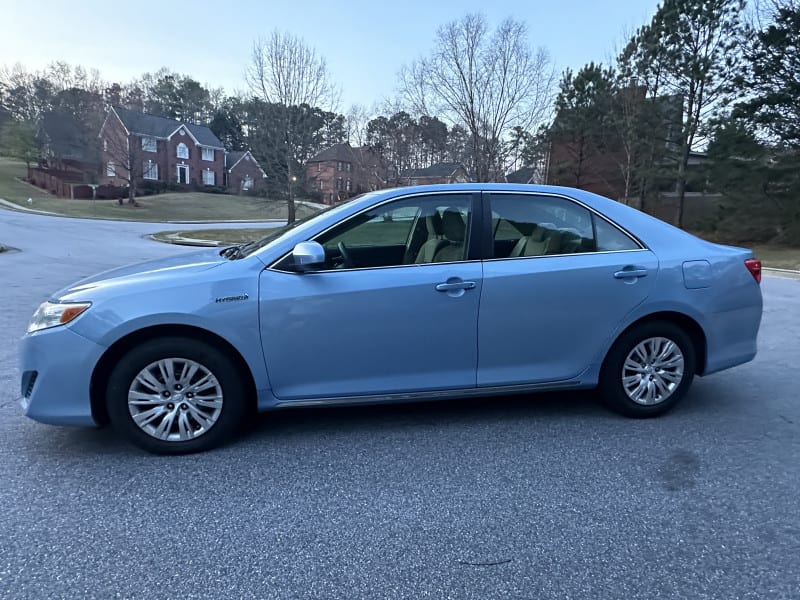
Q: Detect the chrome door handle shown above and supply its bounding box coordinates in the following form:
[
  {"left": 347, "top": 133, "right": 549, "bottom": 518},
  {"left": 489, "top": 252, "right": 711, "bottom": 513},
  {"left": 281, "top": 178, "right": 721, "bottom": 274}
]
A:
[
  {"left": 436, "top": 281, "right": 476, "bottom": 292},
  {"left": 614, "top": 268, "right": 649, "bottom": 279}
]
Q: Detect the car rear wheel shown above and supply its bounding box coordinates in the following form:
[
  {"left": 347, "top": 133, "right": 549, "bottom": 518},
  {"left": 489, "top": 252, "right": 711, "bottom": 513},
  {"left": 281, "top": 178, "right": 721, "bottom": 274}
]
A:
[
  {"left": 599, "top": 321, "right": 696, "bottom": 418},
  {"left": 106, "top": 337, "right": 246, "bottom": 454}
]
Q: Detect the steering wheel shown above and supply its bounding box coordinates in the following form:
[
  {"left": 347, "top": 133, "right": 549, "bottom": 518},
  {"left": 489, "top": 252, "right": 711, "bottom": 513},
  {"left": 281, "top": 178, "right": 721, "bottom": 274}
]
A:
[{"left": 337, "top": 241, "right": 354, "bottom": 268}]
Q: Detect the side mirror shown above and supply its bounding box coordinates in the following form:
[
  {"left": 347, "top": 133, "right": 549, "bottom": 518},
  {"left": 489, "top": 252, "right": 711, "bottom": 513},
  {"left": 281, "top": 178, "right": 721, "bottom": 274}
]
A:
[{"left": 291, "top": 241, "right": 326, "bottom": 272}]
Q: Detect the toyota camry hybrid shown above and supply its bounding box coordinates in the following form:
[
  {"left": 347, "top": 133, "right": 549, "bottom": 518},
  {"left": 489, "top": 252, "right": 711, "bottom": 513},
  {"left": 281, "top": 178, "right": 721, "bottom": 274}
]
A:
[{"left": 19, "top": 184, "right": 763, "bottom": 454}]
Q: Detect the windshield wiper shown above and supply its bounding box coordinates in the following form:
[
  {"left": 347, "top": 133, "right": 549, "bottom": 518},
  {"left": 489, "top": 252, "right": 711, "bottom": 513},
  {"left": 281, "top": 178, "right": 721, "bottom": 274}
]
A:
[{"left": 220, "top": 241, "right": 257, "bottom": 260}]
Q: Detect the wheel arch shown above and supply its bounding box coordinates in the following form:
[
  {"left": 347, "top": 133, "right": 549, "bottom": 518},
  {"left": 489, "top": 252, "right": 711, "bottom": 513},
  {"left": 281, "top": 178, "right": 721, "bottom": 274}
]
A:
[
  {"left": 90, "top": 324, "right": 258, "bottom": 426},
  {"left": 606, "top": 311, "right": 707, "bottom": 376}
]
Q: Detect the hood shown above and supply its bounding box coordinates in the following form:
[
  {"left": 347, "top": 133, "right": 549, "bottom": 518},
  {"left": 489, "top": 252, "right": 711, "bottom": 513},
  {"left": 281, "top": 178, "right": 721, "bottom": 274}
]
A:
[{"left": 55, "top": 248, "right": 229, "bottom": 301}]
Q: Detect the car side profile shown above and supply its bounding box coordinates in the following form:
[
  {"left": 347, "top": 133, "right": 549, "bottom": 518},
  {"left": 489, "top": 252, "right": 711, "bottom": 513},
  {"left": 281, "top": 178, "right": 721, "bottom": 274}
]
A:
[{"left": 19, "top": 184, "right": 763, "bottom": 454}]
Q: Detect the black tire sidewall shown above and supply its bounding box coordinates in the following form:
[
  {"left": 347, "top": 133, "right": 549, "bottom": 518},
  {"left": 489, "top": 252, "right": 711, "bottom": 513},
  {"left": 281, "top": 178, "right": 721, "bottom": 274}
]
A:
[
  {"left": 106, "top": 337, "right": 246, "bottom": 454},
  {"left": 600, "top": 321, "right": 696, "bottom": 418}
]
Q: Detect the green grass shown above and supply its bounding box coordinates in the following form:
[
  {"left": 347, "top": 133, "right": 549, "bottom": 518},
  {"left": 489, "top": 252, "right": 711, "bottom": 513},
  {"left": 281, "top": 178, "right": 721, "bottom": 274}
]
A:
[
  {"left": 752, "top": 245, "right": 800, "bottom": 271},
  {"left": 0, "top": 157, "right": 318, "bottom": 222}
]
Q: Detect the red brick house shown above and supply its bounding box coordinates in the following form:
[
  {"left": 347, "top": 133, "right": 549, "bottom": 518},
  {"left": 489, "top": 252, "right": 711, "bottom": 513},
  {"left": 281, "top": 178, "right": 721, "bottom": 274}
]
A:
[
  {"left": 99, "top": 106, "right": 226, "bottom": 191},
  {"left": 306, "top": 143, "right": 388, "bottom": 205},
  {"left": 397, "top": 163, "right": 469, "bottom": 186},
  {"left": 225, "top": 150, "right": 267, "bottom": 194}
]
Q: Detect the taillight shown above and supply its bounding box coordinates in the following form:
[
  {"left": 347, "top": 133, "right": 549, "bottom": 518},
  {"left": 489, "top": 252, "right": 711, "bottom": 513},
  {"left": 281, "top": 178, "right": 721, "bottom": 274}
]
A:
[{"left": 745, "top": 258, "right": 762, "bottom": 284}]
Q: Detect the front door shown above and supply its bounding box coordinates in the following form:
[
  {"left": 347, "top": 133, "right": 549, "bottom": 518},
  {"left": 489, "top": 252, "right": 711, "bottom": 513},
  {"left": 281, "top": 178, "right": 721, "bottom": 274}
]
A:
[
  {"left": 477, "top": 192, "right": 659, "bottom": 386},
  {"left": 259, "top": 193, "right": 482, "bottom": 400},
  {"left": 177, "top": 164, "right": 189, "bottom": 184}
]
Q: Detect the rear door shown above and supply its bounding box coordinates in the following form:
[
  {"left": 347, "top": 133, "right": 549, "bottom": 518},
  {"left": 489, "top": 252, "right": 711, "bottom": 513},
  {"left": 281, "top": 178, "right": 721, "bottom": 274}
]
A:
[{"left": 477, "top": 192, "right": 659, "bottom": 386}]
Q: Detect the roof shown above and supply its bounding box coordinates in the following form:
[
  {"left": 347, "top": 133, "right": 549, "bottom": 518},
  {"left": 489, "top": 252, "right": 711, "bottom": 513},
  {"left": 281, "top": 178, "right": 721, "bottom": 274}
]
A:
[
  {"left": 307, "top": 142, "right": 357, "bottom": 163},
  {"left": 399, "top": 162, "right": 465, "bottom": 179},
  {"left": 227, "top": 150, "right": 267, "bottom": 176},
  {"left": 40, "top": 111, "right": 94, "bottom": 163},
  {"left": 505, "top": 166, "right": 537, "bottom": 184},
  {"left": 111, "top": 106, "right": 224, "bottom": 148}
]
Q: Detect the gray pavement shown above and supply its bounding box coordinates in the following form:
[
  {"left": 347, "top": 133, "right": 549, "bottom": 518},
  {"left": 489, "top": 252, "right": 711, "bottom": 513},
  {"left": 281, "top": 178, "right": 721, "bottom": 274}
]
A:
[{"left": 1, "top": 208, "right": 799, "bottom": 599}]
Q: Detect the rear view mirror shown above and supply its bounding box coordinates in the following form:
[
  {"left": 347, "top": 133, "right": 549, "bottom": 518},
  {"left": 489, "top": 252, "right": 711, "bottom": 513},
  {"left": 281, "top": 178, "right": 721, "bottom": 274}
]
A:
[{"left": 291, "top": 241, "right": 325, "bottom": 272}]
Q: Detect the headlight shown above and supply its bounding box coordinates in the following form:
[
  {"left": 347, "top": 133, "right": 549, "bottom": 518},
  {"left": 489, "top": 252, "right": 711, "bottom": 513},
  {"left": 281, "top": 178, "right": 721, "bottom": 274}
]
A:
[{"left": 27, "top": 301, "right": 92, "bottom": 333}]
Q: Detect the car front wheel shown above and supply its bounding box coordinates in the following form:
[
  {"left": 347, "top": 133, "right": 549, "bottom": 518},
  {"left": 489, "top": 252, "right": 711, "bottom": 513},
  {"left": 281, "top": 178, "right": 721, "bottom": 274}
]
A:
[
  {"left": 106, "top": 337, "right": 247, "bottom": 454},
  {"left": 599, "top": 321, "right": 696, "bottom": 418}
]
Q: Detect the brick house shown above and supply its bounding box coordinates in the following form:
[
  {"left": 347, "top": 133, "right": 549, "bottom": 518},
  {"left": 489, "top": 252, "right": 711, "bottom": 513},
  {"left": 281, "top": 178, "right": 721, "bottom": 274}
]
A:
[
  {"left": 99, "top": 106, "right": 226, "bottom": 190},
  {"left": 306, "top": 143, "right": 388, "bottom": 205},
  {"left": 225, "top": 150, "right": 267, "bottom": 194},
  {"left": 397, "top": 162, "right": 469, "bottom": 186}
]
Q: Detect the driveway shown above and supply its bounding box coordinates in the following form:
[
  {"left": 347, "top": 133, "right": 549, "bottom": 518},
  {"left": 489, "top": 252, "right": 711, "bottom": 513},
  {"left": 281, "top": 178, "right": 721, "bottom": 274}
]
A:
[{"left": 1, "top": 209, "right": 799, "bottom": 599}]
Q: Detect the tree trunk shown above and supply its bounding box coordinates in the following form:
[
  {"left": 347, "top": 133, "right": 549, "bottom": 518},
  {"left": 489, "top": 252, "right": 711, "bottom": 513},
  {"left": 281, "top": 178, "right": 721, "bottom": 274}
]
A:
[
  {"left": 675, "top": 144, "right": 690, "bottom": 228},
  {"left": 127, "top": 181, "right": 136, "bottom": 205}
]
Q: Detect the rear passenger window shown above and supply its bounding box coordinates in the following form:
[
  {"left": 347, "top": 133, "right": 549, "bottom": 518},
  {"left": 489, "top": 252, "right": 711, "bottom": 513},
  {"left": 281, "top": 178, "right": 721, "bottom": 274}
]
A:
[
  {"left": 488, "top": 193, "right": 594, "bottom": 258},
  {"left": 594, "top": 217, "right": 640, "bottom": 251}
]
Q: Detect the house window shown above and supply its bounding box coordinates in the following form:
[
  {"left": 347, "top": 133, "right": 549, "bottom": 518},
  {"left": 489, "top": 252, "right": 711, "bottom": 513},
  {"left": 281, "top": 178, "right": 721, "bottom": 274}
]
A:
[
  {"left": 103, "top": 139, "right": 108, "bottom": 152},
  {"left": 141, "top": 136, "right": 157, "bottom": 152},
  {"left": 345, "top": 162, "right": 352, "bottom": 172},
  {"left": 319, "top": 180, "right": 324, "bottom": 190},
  {"left": 201, "top": 147, "right": 214, "bottom": 161},
  {"left": 106, "top": 161, "right": 115, "bottom": 176},
  {"left": 337, "top": 161, "right": 343, "bottom": 171},
  {"left": 242, "top": 175, "right": 253, "bottom": 190},
  {"left": 336, "top": 177, "right": 343, "bottom": 190},
  {"left": 143, "top": 160, "right": 158, "bottom": 180},
  {"left": 202, "top": 169, "right": 215, "bottom": 186},
  {"left": 177, "top": 143, "right": 189, "bottom": 159},
  {"left": 346, "top": 179, "right": 352, "bottom": 192}
]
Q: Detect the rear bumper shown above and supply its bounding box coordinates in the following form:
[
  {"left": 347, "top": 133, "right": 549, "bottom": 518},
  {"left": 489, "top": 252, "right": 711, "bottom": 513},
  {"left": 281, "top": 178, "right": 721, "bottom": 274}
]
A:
[
  {"left": 19, "top": 326, "right": 105, "bottom": 426},
  {"left": 703, "top": 303, "right": 762, "bottom": 376}
]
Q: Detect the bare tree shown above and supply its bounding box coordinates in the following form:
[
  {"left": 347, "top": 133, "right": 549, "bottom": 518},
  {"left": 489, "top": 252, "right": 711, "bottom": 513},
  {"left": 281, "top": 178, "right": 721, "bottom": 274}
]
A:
[
  {"left": 246, "top": 30, "right": 340, "bottom": 222},
  {"left": 345, "top": 103, "right": 370, "bottom": 147},
  {"left": 400, "top": 14, "right": 555, "bottom": 181},
  {"left": 102, "top": 119, "right": 143, "bottom": 206}
]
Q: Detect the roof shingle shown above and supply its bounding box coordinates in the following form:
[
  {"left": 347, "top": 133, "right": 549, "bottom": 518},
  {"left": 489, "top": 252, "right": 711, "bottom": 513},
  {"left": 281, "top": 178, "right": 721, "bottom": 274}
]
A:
[{"left": 112, "top": 106, "right": 224, "bottom": 148}]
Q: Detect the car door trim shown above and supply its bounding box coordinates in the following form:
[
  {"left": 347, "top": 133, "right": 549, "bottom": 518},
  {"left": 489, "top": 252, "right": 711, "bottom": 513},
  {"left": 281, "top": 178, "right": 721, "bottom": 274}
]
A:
[{"left": 273, "top": 380, "right": 583, "bottom": 408}]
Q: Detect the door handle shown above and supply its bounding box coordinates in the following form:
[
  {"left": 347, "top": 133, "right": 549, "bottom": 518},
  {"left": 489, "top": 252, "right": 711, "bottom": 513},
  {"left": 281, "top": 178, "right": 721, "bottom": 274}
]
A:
[
  {"left": 614, "top": 267, "right": 649, "bottom": 279},
  {"left": 436, "top": 281, "right": 476, "bottom": 292}
]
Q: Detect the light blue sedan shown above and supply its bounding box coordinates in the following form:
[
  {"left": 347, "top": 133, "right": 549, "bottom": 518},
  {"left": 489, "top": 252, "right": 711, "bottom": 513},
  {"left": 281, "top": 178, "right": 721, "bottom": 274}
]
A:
[{"left": 20, "top": 185, "right": 763, "bottom": 454}]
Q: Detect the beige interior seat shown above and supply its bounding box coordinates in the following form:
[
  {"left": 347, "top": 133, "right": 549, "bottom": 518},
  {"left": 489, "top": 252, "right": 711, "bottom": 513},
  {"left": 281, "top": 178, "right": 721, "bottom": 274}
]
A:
[
  {"left": 431, "top": 209, "right": 467, "bottom": 263},
  {"left": 413, "top": 212, "right": 447, "bottom": 264}
]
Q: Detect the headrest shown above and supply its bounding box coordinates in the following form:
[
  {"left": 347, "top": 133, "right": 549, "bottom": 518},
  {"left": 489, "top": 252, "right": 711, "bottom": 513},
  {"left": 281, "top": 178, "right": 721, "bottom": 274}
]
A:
[
  {"left": 428, "top": 211, "right": 443, "bottom": 236},
  {"left": 441, "top": 209, "right": 465, "bottom": 242}
]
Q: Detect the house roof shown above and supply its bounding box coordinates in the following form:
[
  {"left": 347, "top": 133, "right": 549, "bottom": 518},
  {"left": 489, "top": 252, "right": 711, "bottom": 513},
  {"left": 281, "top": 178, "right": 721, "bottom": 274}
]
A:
[
  {"left": 40, "top": 111, "right": 94, "bottom": 163},
  {"left": 505, "top": 166, "right": 537, "bottom": 184},
  {"left": 111, "top": 106, "right": 224, "bottom": 149},
  {"left": 400, "top": 162, "right": 465, "bottom": 179},
  {"left": 227, "top": 150, "right": 267, "bottom": 177},
  {"left": 307, "top": 142, "right": 357, "bottom": 163}
]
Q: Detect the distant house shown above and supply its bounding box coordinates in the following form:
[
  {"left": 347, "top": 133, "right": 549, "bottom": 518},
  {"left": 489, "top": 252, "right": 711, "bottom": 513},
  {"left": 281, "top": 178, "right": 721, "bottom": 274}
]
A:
[
  {"left": 27, "top": 111, "right": 104, "bottom": 198},
  {"left": 225, "top": 150, "right": 267, "bottom": 194},
  {"left": 306, "top": 142, "right": 388, "bottom": 205},
  {"left": 545, "top": 91, "right": 684, "bottom": 201},
  {"left": 397, "top": 162, "right": 469, "bottom": 186},
  {"left": 99, "top": 106, "right": 226, "bottom": 190},
  {"left": 505, "top": 166, "right": 541, "bottom": 185}
]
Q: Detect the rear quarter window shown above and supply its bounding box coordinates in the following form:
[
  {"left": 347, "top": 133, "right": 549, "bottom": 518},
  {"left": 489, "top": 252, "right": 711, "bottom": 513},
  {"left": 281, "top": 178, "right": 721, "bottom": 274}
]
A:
[{"left": 594, "top": 216, "right": 641, "bottom": 251}]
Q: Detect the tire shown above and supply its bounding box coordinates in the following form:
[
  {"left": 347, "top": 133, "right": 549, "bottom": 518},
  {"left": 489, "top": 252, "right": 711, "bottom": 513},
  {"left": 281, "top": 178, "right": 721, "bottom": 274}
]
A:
[
  {"left": 106, "top": 337, "right": 247, "bottom": 454},
  {"left": 599, "top": 321, "right": 696, "bottom": 418}
]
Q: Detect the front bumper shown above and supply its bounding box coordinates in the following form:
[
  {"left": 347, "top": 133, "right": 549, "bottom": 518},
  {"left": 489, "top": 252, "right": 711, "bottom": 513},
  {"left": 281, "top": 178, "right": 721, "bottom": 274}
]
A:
[{"left": 19, "top": 326, "right": 106, "bottom": 426}]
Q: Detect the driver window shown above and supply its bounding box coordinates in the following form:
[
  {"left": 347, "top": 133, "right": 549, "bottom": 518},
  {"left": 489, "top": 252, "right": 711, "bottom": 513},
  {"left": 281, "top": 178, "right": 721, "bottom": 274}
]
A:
[{"left": 314, "top": 194, "right": 472, "bottom": 269}]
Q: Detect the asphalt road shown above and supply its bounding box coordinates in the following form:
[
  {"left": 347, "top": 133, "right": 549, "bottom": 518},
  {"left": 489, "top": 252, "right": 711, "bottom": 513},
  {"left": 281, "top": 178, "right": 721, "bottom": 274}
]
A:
[{"left": 1, "top": 209, "right": 799, "bottom": 599}]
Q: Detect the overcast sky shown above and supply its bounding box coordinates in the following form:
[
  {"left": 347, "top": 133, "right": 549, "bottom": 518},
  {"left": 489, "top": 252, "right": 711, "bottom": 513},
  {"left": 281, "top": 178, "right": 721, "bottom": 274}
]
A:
[{"left": 2, "top": 0, "right": 661, "bottom": 110}]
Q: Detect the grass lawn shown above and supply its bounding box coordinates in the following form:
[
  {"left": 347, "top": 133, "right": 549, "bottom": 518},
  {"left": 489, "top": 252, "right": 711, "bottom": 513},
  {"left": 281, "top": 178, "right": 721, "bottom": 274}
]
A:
[
  {"left": 752, "top": 245, "right": 800, "bottom": 271},
  {"left": 0, "top": 157, "right": 318, "bottom": 222}
]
